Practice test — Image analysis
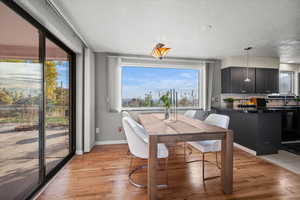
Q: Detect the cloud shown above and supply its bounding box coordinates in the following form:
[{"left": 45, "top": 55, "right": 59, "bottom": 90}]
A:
[
  {"left": 0, "top": 62, "right": 42, "bottom": 89},
  {"left": 180, "top": 72, "right": 193, "bottom": 79}
]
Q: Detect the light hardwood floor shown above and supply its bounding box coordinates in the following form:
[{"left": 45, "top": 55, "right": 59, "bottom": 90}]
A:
[{"left": 38, "top": 144, "right": 300, "bottom": 200}]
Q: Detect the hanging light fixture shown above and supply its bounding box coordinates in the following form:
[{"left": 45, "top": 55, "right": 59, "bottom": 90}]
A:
[
  {"left": 152, "top": 43, "right": 171, "bottom": 59},
  {"left": 244, "top": 47, "right": 253, "bottom": 82}
]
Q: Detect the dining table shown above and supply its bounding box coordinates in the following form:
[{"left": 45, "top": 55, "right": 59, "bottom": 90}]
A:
[{"left": 138, "top": 113, "right": 233, "bottom": 200}]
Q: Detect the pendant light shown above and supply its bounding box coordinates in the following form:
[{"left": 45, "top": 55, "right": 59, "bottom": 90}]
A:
[
  {"left": 152, "top": 43, "right": 171, "bottom": 60},
  {"left": 244, "top": 47, "right": 253, "bottom": 82}
]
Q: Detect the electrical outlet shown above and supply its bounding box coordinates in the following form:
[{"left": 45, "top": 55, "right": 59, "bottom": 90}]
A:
[
  {"left": 118, "top": 127, "right": 123, "bottom": 133},
  {"left": 96, "top": 128, "right": 100, "bottom": 134}
]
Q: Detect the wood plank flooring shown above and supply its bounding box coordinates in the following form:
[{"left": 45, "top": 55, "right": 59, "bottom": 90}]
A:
[{"left": 38, "top": 144, "right": 300, "bottom": 200}]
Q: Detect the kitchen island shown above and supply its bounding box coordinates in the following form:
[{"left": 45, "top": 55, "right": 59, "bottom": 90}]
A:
[{"left": 214, "top": 106, "right": 300, "bottom": 155}]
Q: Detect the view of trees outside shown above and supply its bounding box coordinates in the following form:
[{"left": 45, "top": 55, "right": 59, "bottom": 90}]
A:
[
  {"left": 122, "top": 66, "right": 199, "bottom": 108},
  {"left": 0, "top": 59, "right": 70, "bottom": 199},
  {"left": 0, "top": 60, "right": 41, "bottom": 126},
  {"left": 0, "top": 3, "right": 72, "bottom": 199},
  {"left": 45, "top": 37, "right": 71, "bottom": 174},
  {"left": 0, "top": 60, "right": 69, "bottom": 126}
]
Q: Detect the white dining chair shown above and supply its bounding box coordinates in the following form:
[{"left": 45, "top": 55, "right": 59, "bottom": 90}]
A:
[
  {"left": 180, "top": 110, "right": 198, "bottom": 160},
  {"left": 184, "top": 110, "right": 197, "bottom": 119},
  {"left": 186, "top": 114, "right": 230, "bottom": 182},
  {"left": 122, "top": 116, "right": 169, "bottom": 188},
  {"left": 122, "top": 111, "right": 131, "bottom": 118}
]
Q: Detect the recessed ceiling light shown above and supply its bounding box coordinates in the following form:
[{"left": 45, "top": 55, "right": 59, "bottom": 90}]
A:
[
  {"left": 287, "top": 61, "right": 294, "bottom": 63},
  {"left": 202, "top": 25, "right": 213, "bottom": 31}
]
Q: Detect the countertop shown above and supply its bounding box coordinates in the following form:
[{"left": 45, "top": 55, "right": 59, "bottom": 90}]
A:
[{"left": 213, "top": 106, "right": 300, "bottom": 113}]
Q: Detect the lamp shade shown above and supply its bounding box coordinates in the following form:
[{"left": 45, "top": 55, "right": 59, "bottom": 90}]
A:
[{"left": 152, "top": 43, "right": 171, "bottom": 59}]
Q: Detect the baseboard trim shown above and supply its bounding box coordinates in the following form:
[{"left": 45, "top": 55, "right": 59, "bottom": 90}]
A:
[
  {"left": 234, "top": 143, "right": 256, "bottom": 155},
  {"left": 95, "top": 140, "right": 127, "bottom": 145},
  {"left": 75, "top": 150, "right": 83, "bottom": 155}
]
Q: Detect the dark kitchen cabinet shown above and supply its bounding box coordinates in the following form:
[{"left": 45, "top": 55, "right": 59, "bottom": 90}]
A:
[
  {"left": 221, "top": 67, "right": 231, "bottom": 93},
  {"left": 221, "top": 67, "right": 255, "bottom": 93},
  {"left": 221, "top": 67, "right": 279, "bottom": 94},
  {"left": 255, "top": 68, "right": 279, "bottom": 93}
]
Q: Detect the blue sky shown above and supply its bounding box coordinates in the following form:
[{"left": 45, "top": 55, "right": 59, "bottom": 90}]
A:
[
  {"left": 122, "top": 66, "right": 199, "bottom": 99},
  {"left": 55, "top": 61, "right": 69, "bottom": 88}
]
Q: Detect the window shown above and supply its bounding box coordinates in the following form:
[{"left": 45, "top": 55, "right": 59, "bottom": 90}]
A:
[
  {"left": 121, "top": 66, "right": 201, "bottom": 108},
  {"left": 279, "top": 71, "right": 294, "bottom": 94}
]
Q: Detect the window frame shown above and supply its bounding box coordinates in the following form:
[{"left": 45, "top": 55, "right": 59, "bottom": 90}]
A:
[
  {"left": 120, "top": 62, "right": 206, "bottom": 111},
  {"left": 279, "top": 71, "right": 295, "bottom": 94}
]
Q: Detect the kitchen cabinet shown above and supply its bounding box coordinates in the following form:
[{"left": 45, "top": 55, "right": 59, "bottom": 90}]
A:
[
  {"left": 215, "top": 108, "right": 281, "bottom": 155},
  {"left": 221, "top": 67, "right": 255, "bottom": 93},
  {"left": 255, "top": 68, "right": 279, "bottom": 93},
  {"left": 221, "top": 67, "right": 279, "bottom": 94},
  {"left": 221, "top": 67, "right": 231, "bottom": 93}
]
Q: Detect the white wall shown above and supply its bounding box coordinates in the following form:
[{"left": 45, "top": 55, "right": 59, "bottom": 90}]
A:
[
  {"left": 222, "top": 56, "right": 279, "bottom": 69},
  {"left": 84, "top": 48, "right": 96, "bottom": 152},
  {"left": 76, "top": 53, "right": 84, "bottom": 154}
]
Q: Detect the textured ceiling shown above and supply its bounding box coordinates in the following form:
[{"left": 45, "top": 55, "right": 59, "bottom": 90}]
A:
[{"left": 54, "top": 0, "right": 300, "bottom": 63}]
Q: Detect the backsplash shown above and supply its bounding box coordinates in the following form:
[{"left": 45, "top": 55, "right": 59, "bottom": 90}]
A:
[{"left": 220, "top": 94, "right": 299, "bottom": 108}]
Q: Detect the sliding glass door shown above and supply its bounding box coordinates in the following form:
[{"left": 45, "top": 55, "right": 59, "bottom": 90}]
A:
[
  {"left": 0, "top": 2, "right": 75, "bottom": 200},
  {"left": 0, "top": 3, "right": 41, "bottom": 199},
  {"left": 45, "top": 38, "right": 71, "bottom": 174}
]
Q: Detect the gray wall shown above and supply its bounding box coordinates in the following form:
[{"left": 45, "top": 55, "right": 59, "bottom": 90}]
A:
[
  {"left": 211, "top": 60, "right": 222, "bottom": 107},
  {"left": 95, "top": 53, "right": 125, "bottom": 142},
  {"left": 95, "top": 53, "right": 222, "bottom": 142}
]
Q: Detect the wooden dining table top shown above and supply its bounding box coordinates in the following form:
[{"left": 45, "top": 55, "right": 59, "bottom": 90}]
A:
[{"left": 138, "top": 113, "right": 228, "bottom": 136}]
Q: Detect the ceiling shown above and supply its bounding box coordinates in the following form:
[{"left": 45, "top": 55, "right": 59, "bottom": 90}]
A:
[{"left": 54, "top": 0, "right": 300, "bottom": 63}]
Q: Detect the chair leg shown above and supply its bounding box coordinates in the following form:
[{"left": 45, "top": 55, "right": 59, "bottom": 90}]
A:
[
  {"left": 215, "top": 152, "right": 221, "bottom": 169},
  {"left": 183, "top": 142, "right": 186, "bottom": 162},
  {"left": 129, "top": 154, "right": 133, "bottom": 171},
  {"left": 165, "top": 157, "right": 169, "bottom": 185},
  {"left": 129, "top": 165, "right": 148, "bottom": 188},
  {"left": 128, "top": 156, "right": 169, "bottom": 189},
  {"left": 202, "top": 153, "right": 205, "bottom": 182}
]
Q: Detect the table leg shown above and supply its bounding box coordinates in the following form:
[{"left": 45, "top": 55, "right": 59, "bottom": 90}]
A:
[
  {"left": 221, "top": 130, "right": 233, "bottom": 194},
  {"left": 148, "top": 135, "right": 158, "bottom": 200}
]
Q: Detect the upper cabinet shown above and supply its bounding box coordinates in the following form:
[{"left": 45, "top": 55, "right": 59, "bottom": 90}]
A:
[
  {"left": 231, "top": 67, "right": 255, "bottom": 93},
  {"left": 221, "top": 67, "right": 279, "bottom": 94},
  {"left": 255, "top": 68, "right": 279, "bottom": 94},
  {"left": 221, "top": 67, "right": 255, "bottom": 93}
]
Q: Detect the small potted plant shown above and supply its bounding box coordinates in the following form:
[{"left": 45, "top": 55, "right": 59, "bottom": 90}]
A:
[
  {"left": 160, "top": 92, "right": 171, "bottom": 119},
  {"left": 223, "top": 97, "right": 235, "bottom": 109}
]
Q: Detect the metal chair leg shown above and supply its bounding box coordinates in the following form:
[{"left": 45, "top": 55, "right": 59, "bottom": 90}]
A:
[
  {"left": 165, "top": 157, "right": 169, "bottom": 185},
  {"left": 201, "top": 152, "right": 220, "bottom": 182},
  {"left": 185, "top": 147, "right": 221, "bottom": 182},
  {"left": 202, "top": 153, "right": 205, "bottom": 182},
  {"left": 129, "top": 165, "right": 148, "bottom": 188},
  {"left": 215, "top": 152, "right": 221, "bottom": 169},
  {"left": 128, "top": 156, "right": 169, "bottom": 189},
  {"left": 183, "top": 142, "right": 186, "bottom": 162},
  {"left": 129, "top": 154, "right": 133, "bottom": 170}
]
